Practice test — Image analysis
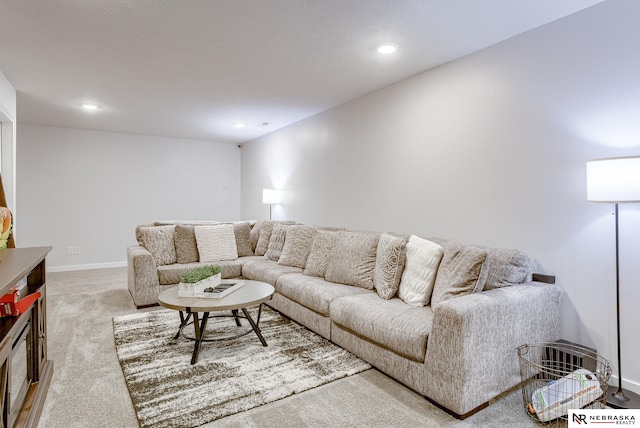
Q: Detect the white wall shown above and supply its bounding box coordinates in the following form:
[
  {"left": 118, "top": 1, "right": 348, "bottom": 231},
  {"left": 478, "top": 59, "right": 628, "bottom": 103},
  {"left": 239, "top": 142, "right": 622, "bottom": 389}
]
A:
[
  {"left": 17, "top": 124, "right": 241, "bottom": 269},
  {"left": 0, "top": 70, "right": 17, "bottom": 217},
  {"left": 241, "top": 0, "right": 640, "bottom": 393}
]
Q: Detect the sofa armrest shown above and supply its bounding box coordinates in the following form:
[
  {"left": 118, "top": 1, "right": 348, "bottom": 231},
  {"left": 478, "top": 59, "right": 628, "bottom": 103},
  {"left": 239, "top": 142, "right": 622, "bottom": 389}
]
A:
[
  {"left": 127, "top": 245, "right": 160, "bottom": 307},
  {"left": 423, "top": 283, "right": 562, "bottom": 417}
]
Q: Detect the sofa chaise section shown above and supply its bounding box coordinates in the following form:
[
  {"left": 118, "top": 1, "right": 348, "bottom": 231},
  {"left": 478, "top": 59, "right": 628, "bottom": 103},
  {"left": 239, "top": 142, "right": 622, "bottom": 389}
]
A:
[{"left": 331, "top": 281, "right": 562, "bottom": 417}]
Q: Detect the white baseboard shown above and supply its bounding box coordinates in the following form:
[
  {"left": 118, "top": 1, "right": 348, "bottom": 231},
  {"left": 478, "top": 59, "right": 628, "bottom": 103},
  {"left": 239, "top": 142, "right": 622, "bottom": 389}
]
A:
[
  {"left": 47, "top": 261, "right": 127, "bottom": 273},
  {"left": 608, "top": 374, "right": 640, "bottom": 395}
]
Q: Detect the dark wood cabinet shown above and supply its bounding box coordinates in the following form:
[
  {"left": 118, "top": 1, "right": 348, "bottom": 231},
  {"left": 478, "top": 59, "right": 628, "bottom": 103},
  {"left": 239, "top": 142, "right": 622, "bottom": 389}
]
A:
[{"left": 0, "top": 247, "right": 52, "bottom": 428}]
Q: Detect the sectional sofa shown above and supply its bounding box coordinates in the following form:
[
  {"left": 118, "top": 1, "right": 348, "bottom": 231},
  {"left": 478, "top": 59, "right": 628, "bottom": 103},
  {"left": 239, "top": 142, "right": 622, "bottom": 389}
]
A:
[{"left": 127, "top": 219, "right": 562, "bottom": 418}]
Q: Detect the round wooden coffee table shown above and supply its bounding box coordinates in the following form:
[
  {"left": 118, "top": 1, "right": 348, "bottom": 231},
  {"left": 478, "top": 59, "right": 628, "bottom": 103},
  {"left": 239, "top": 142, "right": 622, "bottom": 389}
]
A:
[{"left": 158, "top": 279, "right": 274, "bottom": 364}]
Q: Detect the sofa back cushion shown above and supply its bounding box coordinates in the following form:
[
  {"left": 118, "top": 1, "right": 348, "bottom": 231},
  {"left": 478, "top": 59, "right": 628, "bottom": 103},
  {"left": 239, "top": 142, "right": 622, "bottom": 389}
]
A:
[
  {"left": 303, "top": 230, "right": 338, "bottom": 277},
  {"left": 174, "top": 225, "right": 199, "bottom": 263},
  {"left": 195, "top": 224, "right": 238, "bottom": 262},
  {"left": 264, "top": 223, "right": 289, "bottom": 261},
  {"left": 373, "top": 233, "right": 407, "bottom": 300},
  {"left": 325, "top": 231, "right": 380, "bottom": 289},
  {"left": 430, "top": 241, "right": 489, "bottom": 306},
  {"left": 398, "top": 236, "right": 444, "bottom": 306},
  {"left": 278, "top": 225, "right": 317, "bottom": 268},
  {"left": 252, "top": 220, "right": 296, "bottom": 256},
  {"left": 482, "top": 247, "right": 533, "bottom": 289},
  {"left": 138, "top": 225, "right": 177, "bottom": 266},
  {"left": 233, "top": 222, "right": 254, "bottom": 257}
]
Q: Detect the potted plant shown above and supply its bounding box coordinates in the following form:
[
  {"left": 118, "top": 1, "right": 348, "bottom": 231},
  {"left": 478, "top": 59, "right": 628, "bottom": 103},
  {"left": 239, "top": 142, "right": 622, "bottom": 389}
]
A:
[{"left": 178, "top": 265, "right": 222, "bottom": 297}]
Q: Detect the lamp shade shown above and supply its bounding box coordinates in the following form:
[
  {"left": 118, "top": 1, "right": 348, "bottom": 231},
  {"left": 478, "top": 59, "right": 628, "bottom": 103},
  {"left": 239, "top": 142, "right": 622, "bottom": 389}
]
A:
[
  {"left": 586, "top": 157, "right": 640, "bottom": 202},
  {"left": 262, "top": 188, "right": 282, "bottom": 204}
]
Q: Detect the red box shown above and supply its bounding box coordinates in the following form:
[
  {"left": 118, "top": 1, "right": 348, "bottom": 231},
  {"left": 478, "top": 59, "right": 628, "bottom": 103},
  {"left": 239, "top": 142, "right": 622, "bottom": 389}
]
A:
[{"left": 0, "top": 288, "right": 41, "bottom": 317}]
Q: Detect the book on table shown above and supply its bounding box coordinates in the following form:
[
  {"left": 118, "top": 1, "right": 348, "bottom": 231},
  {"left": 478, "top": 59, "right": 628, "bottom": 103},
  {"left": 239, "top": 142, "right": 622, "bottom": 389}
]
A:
[{"left": 195, "top": 279, "right": 245, "bottom": 299}]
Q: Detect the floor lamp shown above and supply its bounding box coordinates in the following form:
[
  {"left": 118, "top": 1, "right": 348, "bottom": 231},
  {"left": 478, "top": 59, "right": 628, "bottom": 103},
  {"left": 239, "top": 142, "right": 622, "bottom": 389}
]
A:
[
  {"left": 262, "top": 188, "right": 282, "bottom": 220},
  {"left": 587, "top": 156, "right": 640, "bottom": 409}
]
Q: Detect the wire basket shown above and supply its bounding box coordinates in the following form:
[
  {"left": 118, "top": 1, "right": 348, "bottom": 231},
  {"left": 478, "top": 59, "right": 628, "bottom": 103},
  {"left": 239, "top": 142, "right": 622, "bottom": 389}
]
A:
[{"left": 517, "top": 341, "right": 611, "bottom": 426}]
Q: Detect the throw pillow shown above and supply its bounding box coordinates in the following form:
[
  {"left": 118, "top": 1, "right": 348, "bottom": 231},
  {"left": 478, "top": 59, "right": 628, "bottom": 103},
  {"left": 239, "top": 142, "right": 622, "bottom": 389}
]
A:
[
  {"left": 264, "top": 223, "right": 289, "bottom": 261},
  {"left": 398, "top": 236, "right": 444, "bottom": 306},
  {"left": 278, "top": 225, "right": 317, "bottom": 268},
  {"left": 303, "top": 230, "right": 338, "bottom": 277},
  {"left": 430, "top": 241, "right": 489, "bottom": 306},
  {"left": 325, "top": 231, "right": 380, "bottom": 289},
  {"left": 174, "top": 224, "right": 199, "bottom": 264},
  {"left": 250, "top": 219, "right": 271, "bottom": 252},
  {"left": 253, "top": 220, "right": 296, "bottom": 256},
  {"left": 373, "top": 233, "right": 407, "bottom": 300},
  {"left": 138, "top": 225, "right": 177, "bottom": 266},
  {"left": 254, "top": 222, "right": 276, "bottom": 256},
  {"left": 195, "top": 224, "right": 238, "bottom": 262},
  {"left": 481, "top": 247, "right": 533, "bottom": 289},
  {"left": 233, "top": 222, "right": 254, "bottom": 257}
]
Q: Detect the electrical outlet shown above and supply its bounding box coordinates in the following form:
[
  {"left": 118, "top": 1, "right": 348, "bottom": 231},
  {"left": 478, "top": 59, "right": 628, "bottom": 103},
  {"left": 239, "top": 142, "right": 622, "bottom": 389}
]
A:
[
  {"left": 67, "top": 247, "right": 74, "bottom": 255},
  {"left": 73, "top": 247, "right": 80, "bottom": 255}
]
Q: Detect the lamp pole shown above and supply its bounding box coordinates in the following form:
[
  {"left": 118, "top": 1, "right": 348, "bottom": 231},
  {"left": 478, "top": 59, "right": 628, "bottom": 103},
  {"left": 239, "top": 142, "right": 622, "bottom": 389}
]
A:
[{"left": 608, "top": 202, "right": 640, "bottom": 409}]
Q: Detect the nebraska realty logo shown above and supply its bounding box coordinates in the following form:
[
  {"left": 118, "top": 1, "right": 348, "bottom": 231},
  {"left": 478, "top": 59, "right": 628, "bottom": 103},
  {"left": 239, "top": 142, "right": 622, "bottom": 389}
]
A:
[{"left": 569, "top": 409, "right": 639, "bottom": 426}]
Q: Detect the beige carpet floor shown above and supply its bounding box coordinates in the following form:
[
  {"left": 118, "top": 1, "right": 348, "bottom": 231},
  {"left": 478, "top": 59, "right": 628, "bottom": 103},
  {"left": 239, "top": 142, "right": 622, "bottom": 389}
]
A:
[{"left": 38, "top": 267, "right": 540, "bottom": 428}]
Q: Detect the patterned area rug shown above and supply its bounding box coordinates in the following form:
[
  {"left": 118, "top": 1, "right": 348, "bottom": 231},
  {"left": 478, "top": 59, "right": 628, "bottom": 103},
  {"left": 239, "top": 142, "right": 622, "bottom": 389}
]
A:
[{"left": 113, "top": 307, "right": 371, "bottom": 428}]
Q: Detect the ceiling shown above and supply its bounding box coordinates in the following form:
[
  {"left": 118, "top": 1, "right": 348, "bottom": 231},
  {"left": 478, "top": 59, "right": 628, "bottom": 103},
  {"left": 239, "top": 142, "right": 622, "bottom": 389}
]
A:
[{"left": 0, "top": 0, "right": 605, "bottom": 144}]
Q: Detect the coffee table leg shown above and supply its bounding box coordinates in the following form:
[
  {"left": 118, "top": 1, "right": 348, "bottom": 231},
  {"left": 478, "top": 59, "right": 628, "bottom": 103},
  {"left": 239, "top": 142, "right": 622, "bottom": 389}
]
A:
[
  {"left": 242, "top": 306, "right": 267, "bottom": 347},
  {"left": 175, "top": 311, "right": 192, "bottom": 340},
  {"left": 231, "top": 309, "right": 242, "bottom": 326},
  {"left": 191, "top": 312, "right": 210, "bottom": 365}
]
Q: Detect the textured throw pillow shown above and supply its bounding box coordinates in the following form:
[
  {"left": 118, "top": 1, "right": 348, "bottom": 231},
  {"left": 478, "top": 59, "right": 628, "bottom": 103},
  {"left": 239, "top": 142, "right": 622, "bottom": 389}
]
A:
[
  {"left": 373, "top": 233, "right": 407, "bottom": 300},
  {"left": 303, "top": 230, "right": 338, "bottom": 277},
  {"left": 398, "top": 236, "right": 444, "bottom": 307},
  {"left": 254, "top": 222, "right": 276, "bottom": 256},
  {"left": 264, "top": 223, "right": 289, "bottom": 261},
  {"left": 138, "top": 225, "right": 177, "bottom": 266},
  {"left": 482, "top": 247, "right": 532, "bottom": 289},
  {"left": 135, "top": 224, "right": 154, "bottom": 246},
  {"left": 174, "top": 224, "right": 199, "bottom": 264},
  {"left": 325, "top": 231, "right": 380, "bottom": 289},
  {"left": 430, "top": 241, "right": 489, "bottom": 306},
  {"left": 233, "top": 222, "right": 253, "bottom": 257},
  {"left": 195, "top": 224, "right": 238, "bottom": 262},
  {"left": 250, "top": 219, "right": 270, "bottom": 252},
  {"left": 278, "top": 225, "right": 317, "bottom": 268}
]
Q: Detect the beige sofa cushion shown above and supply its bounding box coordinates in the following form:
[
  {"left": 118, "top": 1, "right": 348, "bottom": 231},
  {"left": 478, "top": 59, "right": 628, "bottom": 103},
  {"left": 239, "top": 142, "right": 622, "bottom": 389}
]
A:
[
  {"left": 138, "top": 225, "right": 176, "bottom": 266},
  {"left": 430, "top": 241, "right": 489, "bottom": 306},
  {"left": 398, "top": 236, "right": 444, "bottom": 306},
  {"left": 250, "top": 220, "right": 295, "bottom": 254},
  {"left": 373, "top": 233, "right": 407, "bottom": 300},
  {"left": 233, "top": 222, "right": 254, "bottom": 257},
  {"left": 276, "top": 273, "right": 369, "bottom": 316},
  {"left": 303, "top": 230, "right": 338, "bottom": 277},
  {"left": 174, "top": 225, "right": 199, "bottom": 264},
  {"left": 195, "top": 224, "right": 238, "bottom": 262},
  {"left": 241, "top": 258, "right": 302, "bottom": 285},
  {"left": 325, "top": 231, "right": 380, "bottom": 289},
  {"left": 264, "top": 223, "right": 289, "bottom": 261},
  {"left": 278, "top": 225, "right": 316, "bottom": 268},
  {"left": 330, "top": 293, "right": 433, "bottom": 362},
  {"left": 482, "top": 247, "right": 533, "bottom": 289},
  {"left": 157, "top": 261, "right": 243, "bottom": 285}
]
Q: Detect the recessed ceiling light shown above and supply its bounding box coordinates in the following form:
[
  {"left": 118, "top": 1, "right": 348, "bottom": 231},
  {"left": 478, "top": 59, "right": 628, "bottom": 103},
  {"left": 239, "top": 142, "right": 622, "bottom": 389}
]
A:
[
  {"left": 82, "top": 104, "right": 98, "bottom": 110},
  {"left": 377, "top": 43, "right": 398, "bottom": 55},
  {"left": 234, "top": 122, "right": 246, "bottom": 129}
]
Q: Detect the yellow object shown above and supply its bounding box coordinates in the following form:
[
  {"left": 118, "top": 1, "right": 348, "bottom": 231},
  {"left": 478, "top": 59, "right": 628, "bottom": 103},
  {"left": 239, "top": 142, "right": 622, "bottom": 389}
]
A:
[{"left": 0, "top": 207, "right": 12, "bottom": 249}]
